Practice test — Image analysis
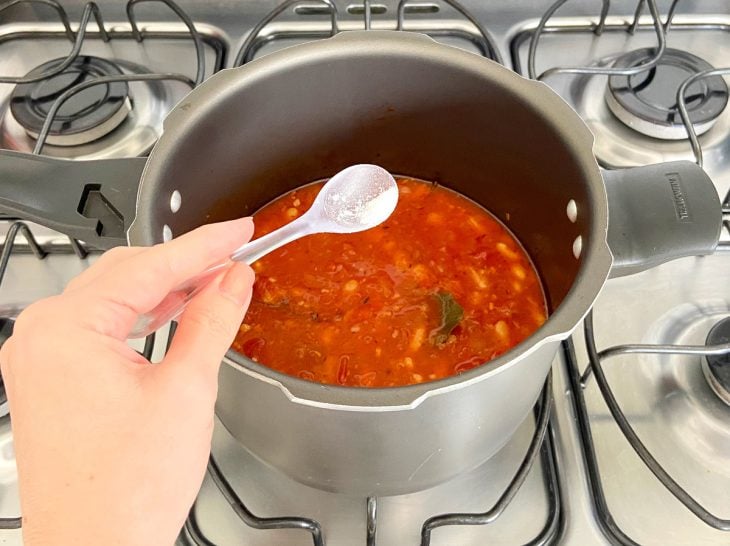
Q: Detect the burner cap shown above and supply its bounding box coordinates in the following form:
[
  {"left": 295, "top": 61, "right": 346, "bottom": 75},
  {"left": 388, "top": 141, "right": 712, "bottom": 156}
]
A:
[
  {"left": 606, "top": 48, "right": 728, "bottom": 140},
  {"left": 702, "top": 317, "right": 730, "bottom": 406},
  {"left": 10, "top": 55, "right": 132, "bottom": 147}
]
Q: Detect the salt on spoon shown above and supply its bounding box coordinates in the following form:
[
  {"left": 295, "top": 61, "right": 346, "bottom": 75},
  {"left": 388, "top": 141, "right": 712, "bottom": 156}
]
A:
[{"left": 129, "top": 164, "right": 398, "bottom": 338}]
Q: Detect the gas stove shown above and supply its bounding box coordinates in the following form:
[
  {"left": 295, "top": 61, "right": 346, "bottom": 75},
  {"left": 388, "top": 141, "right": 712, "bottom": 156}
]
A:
[{"left": 0, "top": 1, "right": 729, "bottom": 545}]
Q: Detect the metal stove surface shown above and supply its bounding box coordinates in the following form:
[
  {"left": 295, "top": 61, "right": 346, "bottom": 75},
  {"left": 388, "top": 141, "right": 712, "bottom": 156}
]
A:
[{"left": 1, "top": 1, "right": 730, "bottom": 545}]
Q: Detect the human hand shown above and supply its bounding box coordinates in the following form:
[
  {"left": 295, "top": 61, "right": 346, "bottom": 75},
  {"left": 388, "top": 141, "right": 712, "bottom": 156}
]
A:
[{"left": 0, "top": 218, "right": 255, "bottom": 546}]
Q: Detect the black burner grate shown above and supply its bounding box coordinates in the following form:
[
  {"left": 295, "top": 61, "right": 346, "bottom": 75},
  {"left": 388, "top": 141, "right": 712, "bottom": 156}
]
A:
[{"left": 233, "top": 0, "right": 504, "bottom": 67}]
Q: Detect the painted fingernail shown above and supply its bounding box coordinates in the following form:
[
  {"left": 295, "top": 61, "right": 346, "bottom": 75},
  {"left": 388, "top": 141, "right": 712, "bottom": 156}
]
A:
[{"left": 219, "top": 263, "right": 255, "bottom": 306}]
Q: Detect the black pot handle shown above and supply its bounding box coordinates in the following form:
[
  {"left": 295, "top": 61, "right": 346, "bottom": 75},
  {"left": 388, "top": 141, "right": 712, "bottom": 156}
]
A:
[
  {"left": 0, "top": 150, "right": 146, "bottom": 249},
  {"left": 604, "top": 160, "right": 722, "bottom": 278}
]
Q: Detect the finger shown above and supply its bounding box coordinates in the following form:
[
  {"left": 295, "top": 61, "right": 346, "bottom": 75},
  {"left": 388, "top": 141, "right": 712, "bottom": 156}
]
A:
[
  {"left": 76, "top": 218, "right": 254, "bottom": 334},
  {"left": 64, "top": 247, "right": 146, "bottom": 293},
  {"left": 162, "top": 262, "right": 254, "bottom": 382}
]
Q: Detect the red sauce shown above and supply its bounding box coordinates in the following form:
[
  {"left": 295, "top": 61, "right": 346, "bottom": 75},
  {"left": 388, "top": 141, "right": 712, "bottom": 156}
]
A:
[{"left": 232, "top": 178, "right": 547, "bottom": 387}]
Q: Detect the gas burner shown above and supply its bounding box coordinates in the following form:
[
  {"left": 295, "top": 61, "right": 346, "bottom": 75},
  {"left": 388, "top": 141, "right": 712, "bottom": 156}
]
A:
[
  {"left": 1, "top": 58, "right": 180, "bottom": 160},
  {"left": 10, "top": 56, "right": 132, "bottom": 146},
  {"left": 702, "top": 317, "right": 730, "bottom": 406},
  {"left": 540, "top": 27, "right": 730, "bottom": 171},
  {"left": 605, "top": 48, "right": 729, "bottom": 140}
]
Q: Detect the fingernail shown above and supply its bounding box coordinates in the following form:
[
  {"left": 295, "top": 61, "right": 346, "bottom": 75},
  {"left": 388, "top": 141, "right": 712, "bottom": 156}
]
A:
[{"left": 219, "top": 263, "right": 255, "bottom": 306}]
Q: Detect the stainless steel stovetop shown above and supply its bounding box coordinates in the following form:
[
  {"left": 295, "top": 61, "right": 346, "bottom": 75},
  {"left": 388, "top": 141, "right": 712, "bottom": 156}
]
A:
[{"left": 0, "top": 1, "right": 729, "bottom": 545}]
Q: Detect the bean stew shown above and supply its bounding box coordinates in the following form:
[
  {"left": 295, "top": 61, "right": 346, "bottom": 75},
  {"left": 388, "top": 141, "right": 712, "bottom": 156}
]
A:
[{"left": 232, "top": 177, "right": 547, "bottom": 388}]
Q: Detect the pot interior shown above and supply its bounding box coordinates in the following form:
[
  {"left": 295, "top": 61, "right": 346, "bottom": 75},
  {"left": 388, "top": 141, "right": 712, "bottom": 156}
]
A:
[{"left": 139, "top": 33, "right": 598, "bottom": 353}]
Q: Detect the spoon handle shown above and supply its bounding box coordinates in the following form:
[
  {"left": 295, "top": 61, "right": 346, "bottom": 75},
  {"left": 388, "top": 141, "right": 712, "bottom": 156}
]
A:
[
  {"left": 127, "top": 217, "right": 311, "bottom": 339},
  {"left": 230, "top": 215, "right": 310, "bottom": 263}
]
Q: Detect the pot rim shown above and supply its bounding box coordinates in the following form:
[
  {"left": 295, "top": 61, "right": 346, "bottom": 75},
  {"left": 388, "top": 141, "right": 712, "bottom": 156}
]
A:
[{"left": 133, "top": 31, "right": 613, "bottom": 409}]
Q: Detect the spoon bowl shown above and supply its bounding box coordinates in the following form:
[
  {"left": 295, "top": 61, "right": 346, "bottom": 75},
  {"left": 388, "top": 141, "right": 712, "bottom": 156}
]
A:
[{"left": 318, "top": 164, "right": 399, "bottom": 232}]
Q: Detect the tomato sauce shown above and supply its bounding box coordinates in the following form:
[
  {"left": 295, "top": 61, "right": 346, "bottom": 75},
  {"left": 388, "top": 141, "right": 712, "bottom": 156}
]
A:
[{"left": 232, "top": 178, "right": 547, "bottom": 388}]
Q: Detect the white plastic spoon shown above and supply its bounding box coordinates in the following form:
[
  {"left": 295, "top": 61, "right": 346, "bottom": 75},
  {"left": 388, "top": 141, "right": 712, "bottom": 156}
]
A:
[{"left": 129, "top": 164, "right": 398, "bottom": 338}]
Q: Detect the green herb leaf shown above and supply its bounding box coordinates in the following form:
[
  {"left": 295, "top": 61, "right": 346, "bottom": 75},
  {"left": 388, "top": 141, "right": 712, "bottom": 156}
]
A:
[{"left": 431, "top": 291, "right": 464, "bottom": 346}]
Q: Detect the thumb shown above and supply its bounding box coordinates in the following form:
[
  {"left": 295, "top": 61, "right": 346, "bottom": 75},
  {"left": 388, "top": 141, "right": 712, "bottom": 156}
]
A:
[{"left": 162, "top": 262, "right": 255, "bottom": 381}]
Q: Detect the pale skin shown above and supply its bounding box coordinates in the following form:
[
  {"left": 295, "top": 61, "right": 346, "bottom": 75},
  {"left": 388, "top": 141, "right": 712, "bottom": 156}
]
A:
[{"left": 0, "top": 218, "right": 256, "bottom": 546}]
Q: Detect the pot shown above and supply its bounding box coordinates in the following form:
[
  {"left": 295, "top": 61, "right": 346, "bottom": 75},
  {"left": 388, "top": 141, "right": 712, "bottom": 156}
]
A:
[{"left": 0, "top": 31, "right": 722, "bottom": 496}]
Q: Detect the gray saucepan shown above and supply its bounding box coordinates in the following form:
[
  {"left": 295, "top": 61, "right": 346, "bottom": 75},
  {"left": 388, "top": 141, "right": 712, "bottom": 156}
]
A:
[{"left": 0, "top": 31, "right": 722, "bottom": 496}]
